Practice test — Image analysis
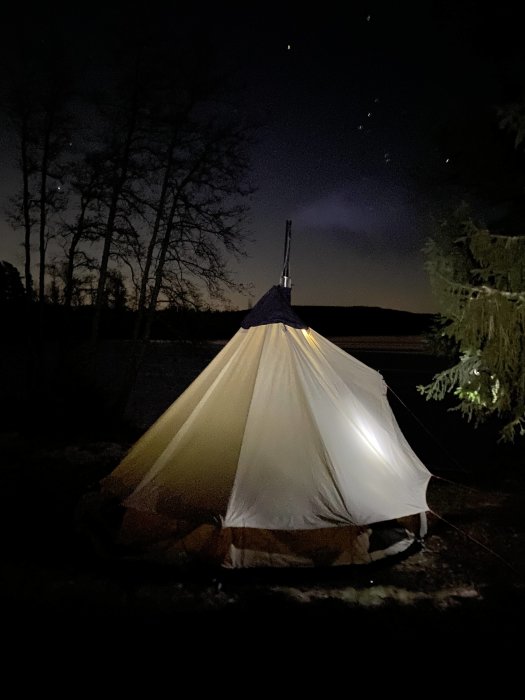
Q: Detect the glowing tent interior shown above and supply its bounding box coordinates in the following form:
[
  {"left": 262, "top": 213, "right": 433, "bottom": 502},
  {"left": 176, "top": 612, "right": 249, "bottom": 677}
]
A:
[{"left": 97, "top": 225, "right": 431, "bottom": 568}]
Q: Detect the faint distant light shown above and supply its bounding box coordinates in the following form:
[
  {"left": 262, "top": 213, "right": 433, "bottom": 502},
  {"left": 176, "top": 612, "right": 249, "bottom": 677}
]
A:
[
  {"left": 366, "top": 15, "right": 371, "bottom": 21},
  {"left": 374, "top": 97, "right": 379, "bottom": 103},
  {"left": 445, "top": 157, "right": 450, "bottom": 163},
  {"left": 358, "top": 124, "right": 364, "bottom": 130},
  {"left": 287, "top": 44, "right": 291, "bottom": 50},
  {"left": 57, "top": 185, "right": 62, "bottom": 190},
  {"left": 367, "top": 112, "right": 372, "bottom": 117},
  {"left": 69, "top": 142, "right": 73, "bottom": 146}
]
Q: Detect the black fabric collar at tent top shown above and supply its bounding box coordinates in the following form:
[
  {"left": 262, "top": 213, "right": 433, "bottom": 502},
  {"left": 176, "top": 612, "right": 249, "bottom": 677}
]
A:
[{"left": 241, "top": 286, "right": 307, "bottom": 330}]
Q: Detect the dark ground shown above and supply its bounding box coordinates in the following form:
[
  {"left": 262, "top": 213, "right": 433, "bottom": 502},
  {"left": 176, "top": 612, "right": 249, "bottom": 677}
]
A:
[{"left": 1, "top": 339, "right": 524, "bottom": 668}]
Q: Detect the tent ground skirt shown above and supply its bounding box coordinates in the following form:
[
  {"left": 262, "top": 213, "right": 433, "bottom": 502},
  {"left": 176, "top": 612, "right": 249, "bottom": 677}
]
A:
[{"left": 78, "top": 494, "right": 420, "bottom": 569}]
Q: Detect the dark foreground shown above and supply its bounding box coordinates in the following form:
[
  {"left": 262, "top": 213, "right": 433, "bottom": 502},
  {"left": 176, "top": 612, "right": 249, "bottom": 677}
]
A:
[
  {"left": 2, "top": 436, "right": 524, "bottom": 657},
  {"left": 1, "top": 344, "right": 524, "bottom": 667}
]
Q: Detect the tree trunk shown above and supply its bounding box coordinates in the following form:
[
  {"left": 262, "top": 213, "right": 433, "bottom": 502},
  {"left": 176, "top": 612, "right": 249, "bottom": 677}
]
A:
[
  {"left": 20, "top": 117, "right": 33, "bottom": 302},
  {"left": 64, "top": 213, "right": 86, "bottom": 309},
  {"left": 90, "top": 97, "right": 139, "bottom": 346},
  {"left": 37, "top": 110, "right": 54, "bottom": 344},
  {"left": 115, "top": 178, "right": 184, "bottom": 423},
  {"left": 38, "top": 116, "right": 52, "bottom": 306},
  {"left": 133, "top": 135, "right": 176, "bottom": 341}
]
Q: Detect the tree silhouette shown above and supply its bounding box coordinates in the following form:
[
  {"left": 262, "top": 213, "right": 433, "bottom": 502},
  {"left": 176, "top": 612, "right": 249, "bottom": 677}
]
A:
[{"left": 0, "top": 261, "right": 25, "bottom": 306}]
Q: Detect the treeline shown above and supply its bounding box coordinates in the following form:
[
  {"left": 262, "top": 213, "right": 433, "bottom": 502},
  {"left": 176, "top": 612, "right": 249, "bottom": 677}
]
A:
[
  {"left": 2, "top": 252, "right": 435, "bottom": 342},
  {"left": 1, "top": 12, "right": 254, "bottom": 351},
  {"left": 1, "top": 296, "right": 435, "bottom": 346},
  {"left": 0, "top": 11, "right": 260, "bottom": 432}
]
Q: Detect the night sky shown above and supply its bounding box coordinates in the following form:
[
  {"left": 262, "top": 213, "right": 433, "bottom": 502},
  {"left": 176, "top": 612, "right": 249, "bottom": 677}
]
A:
[{"left": 1, "top": 2, "right": 524, "bottom": 313}]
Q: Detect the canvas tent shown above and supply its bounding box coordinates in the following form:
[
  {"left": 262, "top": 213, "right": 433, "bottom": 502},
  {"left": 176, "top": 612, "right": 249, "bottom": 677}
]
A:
[{"left": 97, "top": 283, "right": 431, "bottom": 569}]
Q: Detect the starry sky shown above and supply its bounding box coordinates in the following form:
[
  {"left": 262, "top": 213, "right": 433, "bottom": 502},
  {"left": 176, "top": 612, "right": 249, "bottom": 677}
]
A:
[{"left": 1, "top": 2, "right": 524, "bottom": 313}]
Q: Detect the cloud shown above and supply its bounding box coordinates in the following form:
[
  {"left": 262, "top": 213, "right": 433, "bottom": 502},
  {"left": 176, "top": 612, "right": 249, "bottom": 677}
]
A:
[{"left": 293, "top": 178, "right": 425, "bottom": 254}]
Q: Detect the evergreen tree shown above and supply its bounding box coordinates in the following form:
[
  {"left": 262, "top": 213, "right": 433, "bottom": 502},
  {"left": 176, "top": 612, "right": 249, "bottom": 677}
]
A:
[
  {"left": 419, "top": 98, "right": 525, "bottom": 443},
  {"left": 419, "top": 206, "right": 525, "bottom": 442}
]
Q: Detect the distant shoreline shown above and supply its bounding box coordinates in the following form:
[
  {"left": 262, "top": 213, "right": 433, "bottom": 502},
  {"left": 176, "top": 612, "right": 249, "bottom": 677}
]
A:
[
  {"left": 328, "top": 335, "right": 430, "bottom": 352},
  {"left": 207, "top": 335, "right": 430, "bottom": 353}
]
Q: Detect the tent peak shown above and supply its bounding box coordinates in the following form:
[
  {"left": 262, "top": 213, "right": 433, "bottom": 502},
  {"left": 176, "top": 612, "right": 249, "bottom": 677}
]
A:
[{"left": 241, "top": 285, "right": 306, "bottom": 329}]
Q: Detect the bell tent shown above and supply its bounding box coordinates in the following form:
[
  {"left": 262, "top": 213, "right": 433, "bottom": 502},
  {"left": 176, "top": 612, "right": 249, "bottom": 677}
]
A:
[{"left": 99, "top": 238, "right": 431, "bottom": 569}]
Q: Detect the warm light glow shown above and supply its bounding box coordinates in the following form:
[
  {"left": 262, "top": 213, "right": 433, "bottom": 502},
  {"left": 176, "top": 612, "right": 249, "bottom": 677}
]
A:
[{"left": 301, "top": 328, "right": 316, "bottom": 347}]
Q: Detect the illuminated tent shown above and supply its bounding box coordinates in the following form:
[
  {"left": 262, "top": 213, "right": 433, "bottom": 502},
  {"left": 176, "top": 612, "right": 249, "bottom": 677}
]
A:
[{"left": 98, "top": 284, "right": 431, "bottom": 569}]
